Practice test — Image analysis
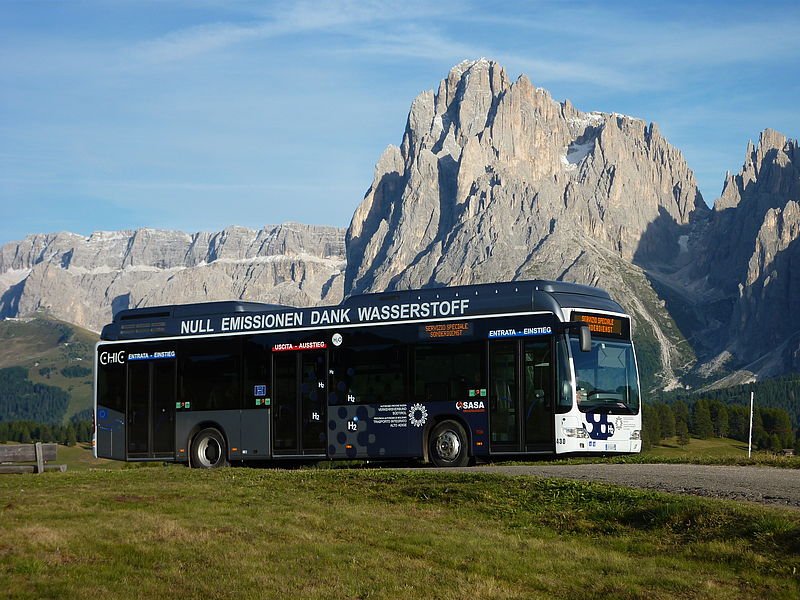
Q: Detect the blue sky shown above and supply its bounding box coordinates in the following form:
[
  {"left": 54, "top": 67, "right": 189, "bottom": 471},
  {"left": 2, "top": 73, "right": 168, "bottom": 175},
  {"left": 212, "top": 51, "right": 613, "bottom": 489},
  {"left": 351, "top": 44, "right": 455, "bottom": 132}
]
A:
[{"left": 1, "top": 0, "right": 798, "bottom": 246}]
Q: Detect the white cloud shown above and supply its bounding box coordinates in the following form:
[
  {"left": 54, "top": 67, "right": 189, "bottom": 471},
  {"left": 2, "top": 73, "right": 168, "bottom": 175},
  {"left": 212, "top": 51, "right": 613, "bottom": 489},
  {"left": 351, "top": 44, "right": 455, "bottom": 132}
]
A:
[
  {"left": 126, "top": 0, "right": 452, "bottom": 64},
  {"left": 128, "top": 21, "right": 271, "bottom": 63}
]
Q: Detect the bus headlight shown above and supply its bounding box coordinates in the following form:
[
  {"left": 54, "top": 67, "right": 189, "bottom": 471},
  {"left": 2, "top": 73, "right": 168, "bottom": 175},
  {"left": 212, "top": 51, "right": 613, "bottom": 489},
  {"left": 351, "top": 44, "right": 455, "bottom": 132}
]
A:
[
  {"left": 564, "top": 428, "right": 589, "bottom": 438},
  {"left": 630, "top": 430, "right": 641, "bottom": 440}
]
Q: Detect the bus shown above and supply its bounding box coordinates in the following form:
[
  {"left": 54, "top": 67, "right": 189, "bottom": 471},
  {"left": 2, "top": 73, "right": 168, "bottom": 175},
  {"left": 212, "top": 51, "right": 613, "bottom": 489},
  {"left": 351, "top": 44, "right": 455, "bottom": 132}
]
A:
[{"left": 94, "top": 280, "right": 641, "bottom": 468}]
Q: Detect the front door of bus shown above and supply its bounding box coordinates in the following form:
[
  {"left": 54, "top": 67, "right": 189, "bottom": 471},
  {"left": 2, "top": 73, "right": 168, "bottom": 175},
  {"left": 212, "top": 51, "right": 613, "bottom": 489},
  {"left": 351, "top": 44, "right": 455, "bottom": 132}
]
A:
[
  {"left": 489, "top": 339, "right": 554, "bottom": 452},
  {"left": 127, "top": 359, "right": 176, "bottom": 459},
  {"left": 272, "top": 350, "right": 327, "bottom": 456}
]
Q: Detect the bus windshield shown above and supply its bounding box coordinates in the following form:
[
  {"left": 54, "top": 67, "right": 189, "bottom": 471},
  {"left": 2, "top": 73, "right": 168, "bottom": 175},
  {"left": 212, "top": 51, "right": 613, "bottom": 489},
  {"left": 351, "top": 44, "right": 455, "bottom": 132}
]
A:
[{"left": 570, "top": 337, "right": 639, "bottom": 415}]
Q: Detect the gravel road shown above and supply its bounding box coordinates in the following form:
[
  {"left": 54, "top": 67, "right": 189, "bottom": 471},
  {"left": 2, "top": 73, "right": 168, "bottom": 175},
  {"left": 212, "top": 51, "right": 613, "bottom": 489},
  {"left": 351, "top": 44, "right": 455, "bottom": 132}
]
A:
[{"left": 425, "top": 464, "right": 800, "bottom": 508}]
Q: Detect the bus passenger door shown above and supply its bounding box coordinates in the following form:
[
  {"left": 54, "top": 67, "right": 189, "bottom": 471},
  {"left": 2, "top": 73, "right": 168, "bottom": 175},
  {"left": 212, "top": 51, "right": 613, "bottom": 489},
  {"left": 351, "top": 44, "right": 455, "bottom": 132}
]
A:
[
  {"left": 127, "top": 359, "right": 176, "bottom": 459},
  {"left": 489, "top": 338, "right": 554, "bottom": 453},
  {"left": 489, "top": 340, "right": 519, "bottom": 452},
  {"left": 272, "top": 352, "right": 298, "bottom": 454},
  {"left": 522, "top": 339, "right": 554, "bottom": 451},
  {"left": 272, "top": 350, "right": 327, "bottom": 456},
  {"left": 300, "top": 351, "right": 326, "bottom": 454}
]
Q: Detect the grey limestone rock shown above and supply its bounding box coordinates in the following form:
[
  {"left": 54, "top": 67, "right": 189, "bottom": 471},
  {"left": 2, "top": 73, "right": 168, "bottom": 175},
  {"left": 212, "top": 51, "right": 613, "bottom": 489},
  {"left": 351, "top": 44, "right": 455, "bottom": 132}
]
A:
[
  {"left": 690, "top": 131, "right": 800, "bottom": 381},
  {"left": 0, "top": 223, "right": 346, "bottom": 332}
]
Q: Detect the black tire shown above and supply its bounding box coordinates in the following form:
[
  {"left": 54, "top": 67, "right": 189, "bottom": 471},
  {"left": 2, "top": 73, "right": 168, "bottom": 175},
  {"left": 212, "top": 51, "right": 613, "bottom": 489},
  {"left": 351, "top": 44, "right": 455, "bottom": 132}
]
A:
[
  {"left": 428, "top": 420, "right": 469, "bottom": 467},
  {"left": 190, "top": 428, "right": 228, "bottom": 469}
]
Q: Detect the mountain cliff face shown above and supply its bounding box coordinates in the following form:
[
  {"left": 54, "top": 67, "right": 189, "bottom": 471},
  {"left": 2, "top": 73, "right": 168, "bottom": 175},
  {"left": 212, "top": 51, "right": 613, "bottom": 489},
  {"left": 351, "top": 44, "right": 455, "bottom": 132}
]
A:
[
  {"left": 347, "top": 59, "right": 707, "bottom": 292},
  {"left": 0, "top": 223, "right": 346, "bottom": 332},
  {"left": 668, "top": 130, "right": 800, "bottom": 384},
  {"left": 346, "top": 59, "right": 709, "bottom": 389}
]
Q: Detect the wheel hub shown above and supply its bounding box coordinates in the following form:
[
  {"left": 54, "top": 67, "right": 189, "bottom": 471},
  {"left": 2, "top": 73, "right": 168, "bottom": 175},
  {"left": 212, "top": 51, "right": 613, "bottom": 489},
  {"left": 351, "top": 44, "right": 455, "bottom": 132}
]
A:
[
  {"left": 435, "top": 430, "right": 460, "bottom": 462},
  {"left": 197, "top": 438, "right": 220, "bottom": 467}
]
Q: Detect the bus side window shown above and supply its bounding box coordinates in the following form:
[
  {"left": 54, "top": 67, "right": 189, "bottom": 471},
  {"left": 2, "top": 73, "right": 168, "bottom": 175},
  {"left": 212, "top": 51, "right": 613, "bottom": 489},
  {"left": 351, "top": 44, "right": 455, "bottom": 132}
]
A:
[
  {"left": 330, "top": 345, "right": 405, "bottom": 404},
  {"left": 98, "top": 360, "right": 126, "bottom": 413},
  {"left": 414, "top": 342, "right": 485, "bottom": 403},
  {"left": 179, "top": 341, "right": 242, "bottom": 411},
  {"left": 243, "top": 335, "right": 270, "bottom": 407}
]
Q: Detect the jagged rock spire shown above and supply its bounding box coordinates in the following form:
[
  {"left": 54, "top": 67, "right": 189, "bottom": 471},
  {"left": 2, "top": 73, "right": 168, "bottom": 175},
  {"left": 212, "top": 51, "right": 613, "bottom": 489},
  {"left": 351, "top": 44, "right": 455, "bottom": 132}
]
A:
[{"left": 347, "top": 59, "right": 707, "bottom": 295}]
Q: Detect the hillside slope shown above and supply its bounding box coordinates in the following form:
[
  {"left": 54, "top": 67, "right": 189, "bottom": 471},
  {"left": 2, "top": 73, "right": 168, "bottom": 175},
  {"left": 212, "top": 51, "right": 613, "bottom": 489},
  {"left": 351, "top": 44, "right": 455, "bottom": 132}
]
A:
[{"left": 0, "top": 316, "right": 98, "bottom": 422}]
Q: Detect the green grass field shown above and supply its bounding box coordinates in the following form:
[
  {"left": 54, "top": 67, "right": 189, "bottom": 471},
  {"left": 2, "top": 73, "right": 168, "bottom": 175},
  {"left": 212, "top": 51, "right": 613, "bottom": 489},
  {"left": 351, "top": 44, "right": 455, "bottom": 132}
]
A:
[
  {"left": 638, "top": 436, "right": 800, "bottom": 467},
  {"left": 496, "top": 436, "right": 800, "bottom": 469},
  {"left": 647, "top": 436, "right": 751, "bottom": 457},
  {"left": 1, "top": 467, "right": 798, "bottom": 599}
]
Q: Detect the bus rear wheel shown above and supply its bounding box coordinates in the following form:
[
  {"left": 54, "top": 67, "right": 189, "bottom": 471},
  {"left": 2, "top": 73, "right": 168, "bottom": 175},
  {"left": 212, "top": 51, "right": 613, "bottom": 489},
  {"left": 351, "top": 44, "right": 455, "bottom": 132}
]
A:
[
  {"left": 429, "top": 420, "right": 469, "bottom": 467},
  {"left": 190, "top": 428, "right": 228, "bottom": 469}
]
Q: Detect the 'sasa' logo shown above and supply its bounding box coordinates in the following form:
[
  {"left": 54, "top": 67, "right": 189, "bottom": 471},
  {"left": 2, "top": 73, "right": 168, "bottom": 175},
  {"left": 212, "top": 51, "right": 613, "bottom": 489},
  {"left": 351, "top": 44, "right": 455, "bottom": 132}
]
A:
[{"left": 455, "top": 401, "right": 485, "bottom": 412}]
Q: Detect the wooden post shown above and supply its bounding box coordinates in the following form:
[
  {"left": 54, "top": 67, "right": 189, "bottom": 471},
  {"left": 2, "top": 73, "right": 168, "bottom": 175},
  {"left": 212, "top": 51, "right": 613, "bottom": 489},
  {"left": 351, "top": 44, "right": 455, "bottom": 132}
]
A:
[{"left": 35, "top": 441, "right": 44, "bottom": 474}]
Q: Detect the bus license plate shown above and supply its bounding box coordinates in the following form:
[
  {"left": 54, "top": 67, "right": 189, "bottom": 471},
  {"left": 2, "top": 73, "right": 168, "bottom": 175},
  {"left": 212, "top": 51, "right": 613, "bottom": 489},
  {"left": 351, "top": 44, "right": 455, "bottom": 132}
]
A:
[{"left": 605, "top": 443, "right": 616, "bottom": 451}]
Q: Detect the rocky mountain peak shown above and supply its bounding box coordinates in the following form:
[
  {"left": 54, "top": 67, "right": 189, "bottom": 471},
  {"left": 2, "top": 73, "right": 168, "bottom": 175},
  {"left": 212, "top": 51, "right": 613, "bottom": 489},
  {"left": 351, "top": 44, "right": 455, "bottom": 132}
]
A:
[
  {"left": 345, "top": 59, "right": 714, "bottom": 389},
  {"left": 716, "top": 129, "right": 798, "bottom": 211},
  {"left": 702, "top": 129, "right": 799, "bottom": 287},
  {"left": 347, "top": 59, "right": 708, "bottom": 293}
]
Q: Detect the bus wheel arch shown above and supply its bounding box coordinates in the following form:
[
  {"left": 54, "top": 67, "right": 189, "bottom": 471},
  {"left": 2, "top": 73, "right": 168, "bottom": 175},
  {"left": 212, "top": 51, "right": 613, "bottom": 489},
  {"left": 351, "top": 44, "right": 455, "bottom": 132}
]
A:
[
  {"left": 426, "top": 417, "right": 471, "bottom": 467},
  {"left": 189, "top": 424, "right": 229, "bottom": 469}
]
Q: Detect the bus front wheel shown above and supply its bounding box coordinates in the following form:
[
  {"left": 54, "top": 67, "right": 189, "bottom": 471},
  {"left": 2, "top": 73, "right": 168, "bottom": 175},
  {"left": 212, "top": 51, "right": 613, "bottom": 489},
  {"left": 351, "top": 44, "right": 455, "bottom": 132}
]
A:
[
  {"left": 190, "top": 428, "right": 228, "bottom": 469},
  {"left": 428, "top": 420, "right": 469, "bottom": 467}
]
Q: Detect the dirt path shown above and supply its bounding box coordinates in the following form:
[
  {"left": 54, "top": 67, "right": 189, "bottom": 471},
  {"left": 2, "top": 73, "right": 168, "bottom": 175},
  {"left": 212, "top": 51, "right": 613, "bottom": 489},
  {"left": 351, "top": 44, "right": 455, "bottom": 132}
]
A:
[{"left": 424, "top": 463, "right": 800, "bottom": 508}]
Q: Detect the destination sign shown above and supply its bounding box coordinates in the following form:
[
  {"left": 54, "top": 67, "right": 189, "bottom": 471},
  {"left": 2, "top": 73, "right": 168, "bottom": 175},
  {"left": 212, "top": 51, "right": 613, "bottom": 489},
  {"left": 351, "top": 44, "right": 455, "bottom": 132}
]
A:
[
  {"left": 572, "top": 312, "right": 628, "bottom": 339},
  {"left": 419, "top": 322, "right": 473, "bottom": 339}
]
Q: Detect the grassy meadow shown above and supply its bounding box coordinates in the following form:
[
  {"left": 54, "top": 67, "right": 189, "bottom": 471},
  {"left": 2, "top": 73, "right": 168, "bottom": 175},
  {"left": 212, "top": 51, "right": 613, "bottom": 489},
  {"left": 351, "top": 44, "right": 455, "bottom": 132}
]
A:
[
  {"left": 495, "top": 435, "right": 800, "bottom": 469},
  {"left": 646, "top": 435, "right": 751, "bottom": 457},
  {"left": 638, "top": 435, "right": 800, "bottom": 467},
  {"left": 1, "top": 466, "right": 798, "bottom": 600}
]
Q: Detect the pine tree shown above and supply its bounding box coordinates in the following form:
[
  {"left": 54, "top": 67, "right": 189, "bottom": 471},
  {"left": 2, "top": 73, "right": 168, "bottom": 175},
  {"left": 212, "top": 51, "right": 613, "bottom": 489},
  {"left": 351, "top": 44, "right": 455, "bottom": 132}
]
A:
[
  {"left": 753, "top": 408, "right": 765, "bottom": 445},
  {"left": 18, "top": 422, "right": 32, "bottom": 443},
  {"left": 712, "top": 403, "right": 729, "bottom": 438},
  {"left": 727, "top": 405, "right": 749, "bottom": 441},
  {"left": 658, "top": 403, "right": 676, "bottom": 438},
  {"left": 692, "top": 400, "right": 714, "bottom": 439},
  {"left": 755, "top": 429, "right": 770, "bottom": 450},
  {"left": 65, "top": 425, "right": 77, "bottom": 447},
  {"left": 673, "top": 401, "right": 689, "bottom": 430},
  {"left": 676, "top": 420, "right": 690, "bottom": 446},
  {"left": 643, "top": 404, "right": 662, "bottom": 447}
]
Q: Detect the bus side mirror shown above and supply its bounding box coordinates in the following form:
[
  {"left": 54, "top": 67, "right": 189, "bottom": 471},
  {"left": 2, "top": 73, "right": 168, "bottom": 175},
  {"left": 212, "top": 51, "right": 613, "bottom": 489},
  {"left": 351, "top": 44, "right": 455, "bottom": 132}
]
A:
[
  {"left": 578, "top": 324, "right": 591, "bottom": 352},
  {"left": 561, "top": 321, "right": 592, "bottom": 352}
]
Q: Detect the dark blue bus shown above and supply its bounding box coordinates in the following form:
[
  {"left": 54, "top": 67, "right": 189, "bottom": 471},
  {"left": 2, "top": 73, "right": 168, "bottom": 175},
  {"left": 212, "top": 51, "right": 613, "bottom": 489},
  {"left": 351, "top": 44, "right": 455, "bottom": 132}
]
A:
[{"left": 94, "top": 280, "right": 641, "bottom": 468}]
